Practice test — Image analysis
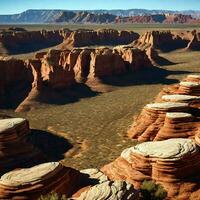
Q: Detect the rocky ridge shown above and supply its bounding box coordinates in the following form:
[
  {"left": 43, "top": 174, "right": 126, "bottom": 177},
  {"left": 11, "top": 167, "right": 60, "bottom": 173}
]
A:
[{"left": 0, "top": 45, "right": 153, "bottom": 112}]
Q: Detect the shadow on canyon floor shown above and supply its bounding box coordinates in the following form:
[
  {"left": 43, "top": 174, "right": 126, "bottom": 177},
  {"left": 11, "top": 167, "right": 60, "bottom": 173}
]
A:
[
  {"left": 99, "top": 67, "right": 191, "bottom": 87},
  {"left": 27, "top": 129, "right": 73, "bottom": 161}
]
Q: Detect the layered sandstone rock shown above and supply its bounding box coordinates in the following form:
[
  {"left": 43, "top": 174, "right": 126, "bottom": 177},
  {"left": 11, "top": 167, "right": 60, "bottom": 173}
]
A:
[
  {"left": 63, "top": 29, "right": 139, "bottom": 48},
  {"left": 0, "top": 118, "right": 43, "bottom": 174},
  {"left": 102, "top": 138, "right": 200, "bottom": 199},
  {"left": 0, "top": 162, "right": 80, "bottom": 199},
  {"left": 127, "top": 102, "right": 189, "bottom": 141},
  {"left": 155, "top": 75, "right": 200, "bottom": 103},
  {"left": 73, "top": 168, "right": 139, "bottom": 200}
]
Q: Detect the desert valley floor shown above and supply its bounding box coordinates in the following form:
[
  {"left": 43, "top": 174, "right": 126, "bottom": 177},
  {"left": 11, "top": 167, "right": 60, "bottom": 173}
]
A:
[{"left": 1, "top": 39, "right": 200, "bottom": 169}]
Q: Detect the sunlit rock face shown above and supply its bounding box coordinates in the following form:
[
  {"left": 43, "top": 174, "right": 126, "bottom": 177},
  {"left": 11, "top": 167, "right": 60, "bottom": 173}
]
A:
[
  {"left": 0, "top": 162, "right": 81, "bottom": 199},
  {"left": 102, "top": 138, "right": 200, "bottom": 199},
  {"left": 128, "top": 75, "right": 200, "bottom": 142},
  {"left": 0, "top": 45, "right": 153, "bottom": 112},
  {"left": 0, "top": 118, "right": 43, "bottom": 174},
  {"left": 127, "top": 102, "right": 191, "bottom": 141}
]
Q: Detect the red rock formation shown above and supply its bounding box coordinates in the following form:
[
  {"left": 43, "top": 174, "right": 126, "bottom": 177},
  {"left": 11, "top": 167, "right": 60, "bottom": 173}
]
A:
[
  {"left": 127, "top": 102, "right": 189, "bottom": 141},
  {"left": 128, "top": 75, "right": 200, "bottom": 141},
  {"left": 63, "top": 29, "right": 139, "bottom": 48},
  {"left": 0, "top": 162, "right": 80, "bottom": 199},
  {"left": 133, "top": 30, "right": 189, "bottom": 52},
  {"left": 0, "top": 118, "right": 43, "bottom": 174},
  {"left": 0, "top": 45, "right": 153, "bottom": 111},
  {"left": 102, "top": 138, "right": 200, "bottom": 199},
  {"left": 0, "top": 29, "right": 71, "bottom": 55}
]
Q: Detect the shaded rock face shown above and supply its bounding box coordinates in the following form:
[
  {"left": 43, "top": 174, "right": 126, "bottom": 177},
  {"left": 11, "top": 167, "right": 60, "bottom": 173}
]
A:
[
  {"left": 102, "top": 138, "right": 200, "bottom": 199},
  {"left": 128, "top": 75, "right": 200, "bottom": 142},
  {"left": 0, "top": 46, "right": 153, "bottom": 112},
  {"left": 0, "top": 58, "right": 33, "bottom": 109},
  {"left": 0, "top": 118, "right": 44, "bottom": 175},
  {"left": 62, "top": 29, "right": 139, "bottom": 48},
  {"left": 0, "top": 162, "right": 81, "bottom": 199},
  {"left": 0, "top": 29, "right": 71, "bottom": 55}
]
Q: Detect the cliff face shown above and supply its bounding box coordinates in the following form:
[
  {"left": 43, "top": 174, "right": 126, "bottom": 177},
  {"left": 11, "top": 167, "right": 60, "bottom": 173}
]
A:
[
  {"left": 0, "top": 45, "right": 153, "bottom": 112},
  {"left": 132, "top": 30, "right": 200, "bottom": 61},
  {"left": 62, "top": 29, "right": 139, "bottom": 48},
  {"left": 0, "top": 29, "right": 71, "bottom": 55}
]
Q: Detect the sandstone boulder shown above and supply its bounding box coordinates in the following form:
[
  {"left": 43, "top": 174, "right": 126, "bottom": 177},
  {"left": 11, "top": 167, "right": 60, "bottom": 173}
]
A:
[
  {"left": 73, "top": 168, "right": 139, "bottom": 200},
  {"left": 0, "top": 162, "right": 80, "bottom": 199},
  {"left": 0, "top": 118, "right": 43, "bottom": 174}
]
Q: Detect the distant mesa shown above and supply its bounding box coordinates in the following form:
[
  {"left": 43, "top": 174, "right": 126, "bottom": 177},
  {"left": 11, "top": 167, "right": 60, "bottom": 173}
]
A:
[{"left": 0, "top": 9, "right": 200, "bottom": 24}]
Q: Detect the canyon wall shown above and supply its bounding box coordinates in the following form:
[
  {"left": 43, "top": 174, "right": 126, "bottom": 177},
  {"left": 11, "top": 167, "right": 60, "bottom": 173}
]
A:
[{"left": 0, "top": 45, "right": 153, "bottom": 112}]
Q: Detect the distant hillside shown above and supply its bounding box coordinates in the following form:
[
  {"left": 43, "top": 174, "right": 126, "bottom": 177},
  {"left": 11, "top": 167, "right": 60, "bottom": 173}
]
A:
[
  {"left": 0, "top": 9, "right": 200, "bottom": 24},
  {"left": 54, "top": 11, "right": 116, "bottom": 23},
  {"left": 116, "top": 14, "right": 197, "bottom": 24}
]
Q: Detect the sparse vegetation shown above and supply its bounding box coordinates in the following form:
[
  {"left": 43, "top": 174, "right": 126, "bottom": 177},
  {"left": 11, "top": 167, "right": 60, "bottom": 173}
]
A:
[
  {"left": 140, "top": 180, "right": 167, "bottom": 200},
  {"left": 39, "top": 193, "right": 68, "bottom": 200}
]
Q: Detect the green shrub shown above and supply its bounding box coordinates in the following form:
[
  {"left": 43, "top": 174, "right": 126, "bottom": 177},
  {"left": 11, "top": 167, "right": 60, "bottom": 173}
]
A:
[
  {"left": 140, "top": 180, "right": 167, "bottom": 200},
  {"left": 38, "top": 192, "right": 68, "bottom": 200}
]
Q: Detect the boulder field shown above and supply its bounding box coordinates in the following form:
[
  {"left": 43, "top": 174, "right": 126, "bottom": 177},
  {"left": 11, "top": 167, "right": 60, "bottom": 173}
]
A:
[
  {"left": 0, "top": 45, "right": 153, "bottom": 112},
  {"left": 128, "top": 75, "right": 200, "bottom": 141}
]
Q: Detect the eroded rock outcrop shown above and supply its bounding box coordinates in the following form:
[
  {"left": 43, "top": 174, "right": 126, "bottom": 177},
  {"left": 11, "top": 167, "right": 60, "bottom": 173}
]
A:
[
  {"left": 73, "top": 168, "right": 139, "bottom": 200},
  {"left": 102, "top": 138, "right": 200, "bottom": 199},
  {"left": 63, "top": 29, "right": 139, "bottom": 48},
  {"left": 0, "top": 29, "right": 71, "bottom": 55},
  {"left": 128, "top": 75, "right": 200, "bottom": 141},
  {"left": 0, "top": 45, "right": 153, "bottom": 111},
  {"left": 0, "top": 118, "right": 43, "bottom": 174},
  {"left": 133, "top": 30, "right": 189, "bottom": 52},
  {"left": 0, "top": 162, "right": 80, "bottom": 199}
]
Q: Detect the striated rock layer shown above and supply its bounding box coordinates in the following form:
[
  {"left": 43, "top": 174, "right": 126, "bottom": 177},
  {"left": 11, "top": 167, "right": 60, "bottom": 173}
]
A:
[
  {"left": 0, "top": 118, "right": 43, "bottom": 174},
  {"left": 102, "top": 138, "right": 200, "bottom": 199},
  {"left": 128, "top": 75, "right": 200, "bottom": 141},
  {"left": 0, "top": 162, "right": 80, "bottom": 199}
]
